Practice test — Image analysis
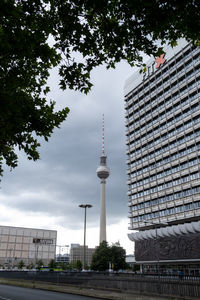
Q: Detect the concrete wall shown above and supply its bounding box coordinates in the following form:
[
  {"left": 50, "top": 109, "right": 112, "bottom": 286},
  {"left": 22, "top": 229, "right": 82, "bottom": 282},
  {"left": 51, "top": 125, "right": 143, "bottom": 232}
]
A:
[{"left": 0, "top": 225, "right": 57, "bottom": 266}]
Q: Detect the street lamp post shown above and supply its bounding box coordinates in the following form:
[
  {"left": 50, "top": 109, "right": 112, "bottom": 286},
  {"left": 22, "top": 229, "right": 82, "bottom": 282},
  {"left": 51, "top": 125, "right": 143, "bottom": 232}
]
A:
[
  {"left": 143, "top": 220, "right": 168, "bottom": 293},
  {"left": 79, "top": 204, "right": 92, "bottom": 270}
]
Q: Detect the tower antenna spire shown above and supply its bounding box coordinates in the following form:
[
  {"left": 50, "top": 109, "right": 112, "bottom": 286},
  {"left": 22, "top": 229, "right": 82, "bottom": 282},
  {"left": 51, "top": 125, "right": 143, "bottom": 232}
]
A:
[{"left": 102, "top": 113, "right": 105, "bottom": 155}]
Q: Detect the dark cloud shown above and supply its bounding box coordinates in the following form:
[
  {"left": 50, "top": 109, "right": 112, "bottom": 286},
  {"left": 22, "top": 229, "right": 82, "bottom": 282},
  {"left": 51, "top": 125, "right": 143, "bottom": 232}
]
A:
[{"left": 1, "top": 62, "right": 135, "bottom": 241}]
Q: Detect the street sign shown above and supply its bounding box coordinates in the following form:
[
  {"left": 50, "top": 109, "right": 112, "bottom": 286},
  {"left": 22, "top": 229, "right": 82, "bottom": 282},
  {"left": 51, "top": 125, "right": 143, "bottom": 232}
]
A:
[{"left": 33, "top": 238, "right": 53, "bottom": 245}]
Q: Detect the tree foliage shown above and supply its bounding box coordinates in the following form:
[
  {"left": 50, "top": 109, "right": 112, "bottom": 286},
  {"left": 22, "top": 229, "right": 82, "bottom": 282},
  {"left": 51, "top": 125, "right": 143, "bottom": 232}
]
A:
[
  {"left": 110, "top": 243, "right": 127, "bottom": 271},
  {"left": 75, "top": 259, "right": 82, "bottom": 271},
  {"left": 1, "top": 0, "right": 200, "bottom": 176},
  {"left": 27, "top": 262, "right": 34, "bottom": 270},
  {"left": 60, "top": 262, "right": 69, "bottom": 270},
  {"left": 91, "top": 241, "right": 127, "bottom": 271},
  {"left": 36, "top": 259, "right": 44, "bottom": 269},
  {"left": 91, "top": 241, "right": 110, "bottom": 271},
  {"left": 18, "top": 260, "right": 25, "bottom": 269},
  {"left": 48, "top": 259, "right": 56, "bottom": 269}
]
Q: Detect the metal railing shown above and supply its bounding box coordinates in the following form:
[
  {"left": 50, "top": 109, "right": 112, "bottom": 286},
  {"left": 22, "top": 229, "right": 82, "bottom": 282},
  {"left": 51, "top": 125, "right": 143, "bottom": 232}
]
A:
[{"left": 0, "top": 271, "right": 199, "bottom": 298}]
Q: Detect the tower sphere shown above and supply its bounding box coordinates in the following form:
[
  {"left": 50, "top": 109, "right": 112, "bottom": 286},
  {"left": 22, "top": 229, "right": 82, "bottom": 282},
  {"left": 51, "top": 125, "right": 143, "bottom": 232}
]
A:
[{"left": 96, "top": 165, "right": 110, "bottom": 179}]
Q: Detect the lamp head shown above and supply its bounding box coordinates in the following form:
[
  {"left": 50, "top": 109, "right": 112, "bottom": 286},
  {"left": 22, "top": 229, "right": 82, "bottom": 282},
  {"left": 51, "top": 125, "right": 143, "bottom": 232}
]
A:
[{"left": 79, "top": 204, "right": 93, "bottom": 208}]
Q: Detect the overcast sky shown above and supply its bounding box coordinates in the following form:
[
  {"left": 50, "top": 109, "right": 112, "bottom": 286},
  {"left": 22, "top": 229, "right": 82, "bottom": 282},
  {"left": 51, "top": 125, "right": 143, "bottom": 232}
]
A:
[{"left": 0, "top": 60, "right": 140, "bottom": 254}]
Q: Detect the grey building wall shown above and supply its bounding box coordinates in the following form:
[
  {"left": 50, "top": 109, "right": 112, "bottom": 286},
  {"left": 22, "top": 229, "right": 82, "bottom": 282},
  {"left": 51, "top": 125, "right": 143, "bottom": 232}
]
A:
[
  {"left": 125, "top": 40, "right": 200, "bottom": 264},
  {"left": 70, "top": 244, "right": 96, "bottom": 266},
  {"left": 0, "top": 225, "right": 57, "bottom": 266},
  {"left": 125, "top": 41, "right": 200, "bottom": 231}
]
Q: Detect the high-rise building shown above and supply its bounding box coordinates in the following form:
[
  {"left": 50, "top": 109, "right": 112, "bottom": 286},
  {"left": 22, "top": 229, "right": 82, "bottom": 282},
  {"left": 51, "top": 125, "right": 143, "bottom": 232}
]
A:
[
  {"left": 70, "top": 243, "right": 96, "bottom": 267},
  {"left": 124, "top": 40, "right": 200, "bottom": 274},
  {"left": 96, "top": 114, "right": 110, "bottom": 243}
]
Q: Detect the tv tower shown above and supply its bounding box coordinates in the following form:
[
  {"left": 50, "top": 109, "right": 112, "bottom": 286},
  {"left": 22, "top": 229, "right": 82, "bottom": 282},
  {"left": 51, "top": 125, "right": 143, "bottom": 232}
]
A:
[{"left": 96, "top": 114, "right": 110, "bottom": 244}]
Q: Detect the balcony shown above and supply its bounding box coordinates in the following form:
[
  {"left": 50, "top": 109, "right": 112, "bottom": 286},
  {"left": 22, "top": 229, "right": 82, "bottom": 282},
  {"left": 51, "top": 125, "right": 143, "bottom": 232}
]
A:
[
  {"left": 185, "top": 211, "right": 195, "bottom": 218},
  {"left": 193, "top": 195, "right": 200, "bottom": 201},
  {"left": 159, "top": 203, "right": 167, "bottom": 210},
  {"left": 184, "top": 197, "right": 193, "bottom": 204},
  {"left": 167, "top": 215, "right": 176, "bottom": 221},
  {"left": 195, "top": 209, "right": 200, "bottom": 216},
  {"left": 175, "top": 199, "right": 184, "bottom": 205},
  {"left": 151, "top": 206, "right": 159, "bottom": 212},
  {"left": 176, "top": 213, "right": 185, "bottom": 219},
  {"left": 166, "top": 201, "right": 175, "bottom": 208}
]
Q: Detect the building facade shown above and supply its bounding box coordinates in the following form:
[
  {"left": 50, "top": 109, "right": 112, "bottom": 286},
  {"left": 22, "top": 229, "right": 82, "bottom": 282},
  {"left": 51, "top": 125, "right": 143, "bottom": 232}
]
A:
[
  {"left": 70, "top": 243, "right": 96, "bottom": 267},
  {"left": 124, "top": 40, "right": 200, "bottom": 274},
  {"left": 126, "top": 254, "right": 136, "bottom": 268},
  {"left": 0, "top": 225, "right": 57, "bottom": 267},
  {"left": 56, "top": 253, "right": 70, "bottom": 264}
]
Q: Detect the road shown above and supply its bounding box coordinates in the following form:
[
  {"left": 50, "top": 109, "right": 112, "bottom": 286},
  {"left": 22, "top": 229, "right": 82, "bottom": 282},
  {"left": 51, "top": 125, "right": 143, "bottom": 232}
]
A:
[{"left": 0, "top": 284, "right": 102, "bottom": 300}]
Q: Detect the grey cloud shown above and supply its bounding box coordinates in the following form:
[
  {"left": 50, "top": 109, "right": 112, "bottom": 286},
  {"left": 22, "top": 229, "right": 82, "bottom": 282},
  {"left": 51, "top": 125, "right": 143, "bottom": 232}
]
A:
[{"left": 1, "top": 62, "right": 134, "bottom": 233}]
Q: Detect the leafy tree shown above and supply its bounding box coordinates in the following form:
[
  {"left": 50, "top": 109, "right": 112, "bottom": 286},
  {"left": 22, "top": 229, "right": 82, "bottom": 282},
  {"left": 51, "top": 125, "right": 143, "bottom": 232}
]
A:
[
  {"left": 110, "top": 243, "right": 127, "bottom": 271},
  {"left": 69, "top": 260, "right": 82, "bottom": 271},
  {"left": 91, "top": 241, "right": 111, "bottom": 271},
  {"left": 60, "top": 262, "right": 69, "bottom": 270},
  {"left": 36, "top": 259, "right": 44, "bottom": 269},
  {"left": 48, "top": 259, "right": 57, "bottom": 269},
  {"left": 0, "top": 0, "right": 200, "bottom": 176},
  {"left": 91, "top": 241, "right": 127, "bottom": 271},
  {"left": 27, "top": 262, "right": 34, "bottom": 270},
  {"left": 75, "top": 260, "right": 82, "bottom": 271},
  {"left": 18, "top": 260, "right": 25, "bottom": 269},
  {"left": 67, "top": 262, "right": 73, "bottom": 271}
]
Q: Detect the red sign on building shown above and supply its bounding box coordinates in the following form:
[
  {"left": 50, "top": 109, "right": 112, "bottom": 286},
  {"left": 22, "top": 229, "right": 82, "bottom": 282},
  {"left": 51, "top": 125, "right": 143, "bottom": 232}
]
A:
[{"left": 155, "top": 54, "right": 165, "bottom": 68}]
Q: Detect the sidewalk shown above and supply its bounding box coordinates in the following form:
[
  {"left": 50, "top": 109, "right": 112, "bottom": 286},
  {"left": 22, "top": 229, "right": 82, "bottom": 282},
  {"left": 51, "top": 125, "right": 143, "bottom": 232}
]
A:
[{"left": 0, "top": 278, "right": 193, "bottom": 300}]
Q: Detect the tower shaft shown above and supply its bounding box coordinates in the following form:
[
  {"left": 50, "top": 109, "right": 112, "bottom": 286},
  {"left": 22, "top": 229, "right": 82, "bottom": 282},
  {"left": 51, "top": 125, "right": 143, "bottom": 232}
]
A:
[
  {"left": 100, "top": 179, "right": 106, "bottom": 243},
  {"left": 96, "top": 114, "right": 110, "bottom": 245}
]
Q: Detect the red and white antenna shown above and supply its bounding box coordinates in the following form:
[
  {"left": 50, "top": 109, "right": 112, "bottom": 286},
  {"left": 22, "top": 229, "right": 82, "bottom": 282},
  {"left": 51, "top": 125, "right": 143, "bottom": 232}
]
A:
[{"left": 102, "top": 113, "right": 105, "bottom": 155}]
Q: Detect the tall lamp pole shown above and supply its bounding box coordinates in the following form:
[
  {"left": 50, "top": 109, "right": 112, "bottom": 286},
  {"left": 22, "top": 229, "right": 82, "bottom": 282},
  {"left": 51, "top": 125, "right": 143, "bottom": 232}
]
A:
[{"left": 79, "top": 204, "right": 92, "bottom": 270}]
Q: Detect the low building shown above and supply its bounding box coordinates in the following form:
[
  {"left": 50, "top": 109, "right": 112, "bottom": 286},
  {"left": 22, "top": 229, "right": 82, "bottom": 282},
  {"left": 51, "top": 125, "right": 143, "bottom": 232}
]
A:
[
  {"left": 70, "top": 243, "right": 96, "bottom": 267},
  {"left": 126, "top": 254, "right": 136, "bottom": 268},
  {"left": 56, "top": 253, "right": 70, "bottom": 264},
  {"left": 0, "top": 225, "right": 57, "bottom": 267}
]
